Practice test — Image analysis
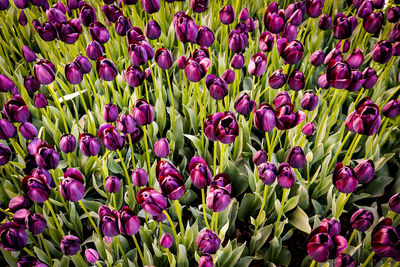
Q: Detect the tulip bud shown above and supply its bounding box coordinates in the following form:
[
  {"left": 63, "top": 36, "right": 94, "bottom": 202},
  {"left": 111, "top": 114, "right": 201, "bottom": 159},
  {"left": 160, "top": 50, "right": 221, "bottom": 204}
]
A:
[
  {"left": 160, "top": 233, "right": 173, "bottom": 248},
  {"left": 25, "top": 212, "right": 46, "bottom": 235},
  {"left": 248, "top": 52, "right": 267, "bottom": 77},
  {"left": 86, "top": 41, "right": 103, "bottom": 61},
  {"left": 79, "top": 3, "right": 97, "bottom": 26},
  {"left": 60, "top": 235, "right": 80, "bottom": 255},
  {"left": 96, "top": 57, "right": 117, "bottom": 81},
  {"left": 253, "top": 150, "right": 268, "bottom": 166},
  {"left": 131, "top": 168, "right": 148, "bottom": 186},
  {"left": 0, "top": 143, "right": 11, "bottom": 166},
  {"left": 0, "top": 119, "right": 17, "bottom": 140},
  {"left": 230, "top": 53, "right": 245, "bottom": 69},
  {"left": 310, "top": 50, "right": 325, "bottom": 66},
  {"left": 12, "top": 209, "right": 30, "bottom": 226},
  {"left": 253, "top": 103, "right": 277, "bottom": 132},
  {"left": 333, "top": 13, "right": 356, "bottom": 39},
  {"left": 307, "top": 0, "right": 323, "bottom": 18},
  {"left": 268, "top": 69, "right": 287, "bottom": 89},
  {"left": 318, "top": 14, "right": 332, "bottom": 30},
  {"left": 363, "top": 11, "right": 384, "bottom": 34},
  {"left": 332, "top": 162, "right": 358, "bottom": 193},
  {"left": 118, "top": 206, "right": 140, "bottom": 235},
  {"left": 357, "top": 0, "right": 373, "bottom": 19},
  {"left": 98, "top": 123, "right": 125, "bottom": 151},
  {"left": 372, "top": 40, "right": 393, "bottom": 64},
  {"left": 196, "top": 229, "right": 221, "bottom": 254},
  {"left": 259, "top": 31, "right": 274, "bottom": 52},
  {"left": 105, "top": 176, "right": 121, "bottom": 193},
  {"left": 362, "top": 67, "right": 378, "bottom": 89},
  {"left": 18, "top": 10, "right": 27, "bottom": 26},
  {"left": 136, "top": 187, "right": 168, "bottom": 216},
  {"left": 58, "top": 134, "right": 76, "bottom": 154},
  {"left": 34, "top": 59, "right": 56, "bottom": 85},
  {"left": 354, "top": 160, "right": 374, "bottom": 184},
  {"left": 234, "top": 93, "right": 256, "bottom": 115},
  {"left": 79, "top": 133, "right": 100, "bottom": 157},
  {"left": 222, "top": 69, "right": 235, "bottom": 85},
  {"left": 199, "top": 255, "right": 213, "bottom": 267},
  {"left": 115, "top": 15, "right": 131, "bottom": 36},
  {"left": 102, "top": 5, "right": 122, "bottom": 23},
  {"left": 155, "top": 48, "right": 173, "bottom": 69},
  {"left": 64, "top": 62, "right": 83, "bottom": 85},
  {"left": 228, "top": 30, "right": 249, "bottom": 53},
  {"left": 145, "top": 20, "right": 161, "bottom": 40},
  {"left": 102, "top": 103, "right": 118, "bottom": 123},
  {"left": 21, "top": 46, "right": 36, "bottom": 63},
  {"left": 286, "top": 146, "right": 306, "bottom": 168},
  {"left": 258, "top": 162, "right": 278, "bottom": 185},
  {"left": 382, "top": 100, "right": 400, "bottom": 119},
  {"left": 350, "top": 209, "right": 374, "bottom": 231},
  {"left": 8, "top": 196, "right": 32, "bottom": 212},
  {"left": 132, "top": 99, "right": 154, "bottom": 126},
  {"left": 0, "top": 222, "right": 28, "bottom": 251},
  {"left": 219, "top": 5, "right": 235, "bottom": 25},
  {"left": 0, "top": 74, "right": 14, "bottom": 93},
  {"left": 302, "top": 122, "right": 316, "bottom": 136},
  {"left": 154, "top": 138, "right": 170, "bottom": 158},
  {"left": 89, "top": 22, "right": 109, "bottom": 44},
  {"left": 156, "top": 161, "right": 185, "bottom": 200},
  {"left": 288, "top": 70, "right": 305, "bottom": 91},
  {"left": 60, "top": 168, "right": 85, "bottom": 202},
  {"left": 206, "top": 74, "right": 229, "bottom": 100},
  {"left": 21, "top": 174, "right": 51, "bottom": 203},
  {"left": 388, "top": 7, "right": 400, "bottom": 23},
  {"left": 73, "top": 55, "right": 91, "bottom": 75},
  {"left": 85, "top": 249, "right": 99, "bottom": 264},
  {"left": 389, "top": 193, "right": 400, "bottom": 213},
  {"left": 277, "top": 162, "right": 296, "bottom": 188},
  {"left": 23, "top": 76, "right": 40, "bottom": 93},
  {"left": 189, "top": 156, "right": 212, "bottom": 189},
  {"left": 141, "top": 0, "right": 160, "bottom": 14},
  {"left": 301, "top": 93, "right": 318, "bottom": 111},
  {"left": 326, "top": 61, "right": 351, "bottom": 89},
  {"left": 19, "top": 122, "right": 37, "bottom": 140},
  {"left": 174, "top": 13, "right": 198, "bottom": 43}
]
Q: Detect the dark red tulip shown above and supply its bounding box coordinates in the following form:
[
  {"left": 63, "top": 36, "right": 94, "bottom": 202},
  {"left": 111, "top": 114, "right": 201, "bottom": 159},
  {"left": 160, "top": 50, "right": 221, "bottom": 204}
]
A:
[
  {"left": 319, "top": 14, "right": 332, "bottom": 30},
  {"left": 371, "top": 218, "right": 400, "bottom": 259},
  {"left": 288, "top": 70, "right": 305, "bottom": 91},
  {"left": 280, "top": 40, "right": 304, "bottom": 65},
  {"left": 332, "top": 162, "right": 358, "bottom": 193},
  {"left": 333, "top": 13, "right": 357, "bottom": 39},
  {"left": 326, "top": 61, "right": 351, "bottom": 89},
  {"left": 350, "top": 209, "right": 374, "bottom": 231},
  {"left": 3, "top": 95, "right": 30, "bottom": 123}
]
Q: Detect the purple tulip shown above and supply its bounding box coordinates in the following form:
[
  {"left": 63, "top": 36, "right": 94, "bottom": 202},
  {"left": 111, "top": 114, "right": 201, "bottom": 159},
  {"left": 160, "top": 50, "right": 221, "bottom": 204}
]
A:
[
  {"left": 199, "top": 255, "right": 213, "bottom": 267},
  {"left": 126, "top": 26, "right": 145, "bottom": 44},
  {"left": 25, "top": 212, "right": 46, "bottom": 235},
  {"left": 132, "top": 99, "right": 154, "bottom": 126},
  {"left": 326, "top": 61, "right": 352, "bottom": 89},
  {"left": 230, "top": 53, "right": 245, "bottom": 69},
  {"left": 98, "top": 205, "right": 119, "bottom": 237},
  {"left": 18, "top": 10, "right": 27, "bottom": 26},
  {"left": 0, "top": 74, "right": 14, "bottom": 92},
  {"left": 154, "top": 138, "right": 170, "bottom": 158},
  {"left": 364, "top": 11, "right": 384, "bottom": 34},
  {"left": 0, "top": 143, "right": 11, "bottom": 166},
  {"left": 60, "top": 235, "right": 80, "bottom": 255},
  {"left": 21, "top": 46, "right": 36, "bottom": 63},
  {"left": 301, "top": 93, "right": 318, "bottom": 111},
  {"left": 318, "top": 14, "right": 332, "bottom": 30},
  {"left": 14, "top": 0, "right": 29, "bottom": 8},
  {"left": 2, "top": 96, "right": 29, "bottom": 124},
  {"left": 64, "top": 62, "right": 83, "bottom": 84},
  {"left": 197, "top": 26, "right": 215, "bottom": 47},
  {"left": 350, "top": 209, "right": 374, "bottom": 231},
  {"left": 288, "top": 70, "right": 305, "bottom": 91},
  {"left": 307, "top": 0, "right": 323, "bottom": 18},
  {"left": 177, "top": 56, "right": 187, "bottom": 69},
  {"left": 372, "top": 40, "right": 393, "bottom": 64},
  {"left": 105, "top": 176, "right": 121, "bottom": 193},
  {"left": 253, "top": 150, "right": 268, "bottom": 166},
  {"left": 286, "top": 146, "right": 306, "bottom": 169},
  {"left": 310, "top": 50, "right": 325, "bottom": 66},
  {"left": 277, "top": 162, "right": 296, "bottom": 188},
  {"left": 254, "top": 103, "right": 277, "bottom": 132},
  {"left": 302, "top": 122, "right": 316, "bottom": 136},
  {"left": 79, "top": 3, "right": 96, "bottom": 26},
  {"left": 334, "top": 253, "right": 355, "bottom": 267},
  {"left": 371, "top": 218, "right": 400, "bottom": 259},
  {"left": 345, "top": 97, "right": 381, "bottom": 135},
  {"left": 219, "top": 5, "right": 235, "bottom": 25},
  {"left": 136, "top": 187, "right": 167, "bottom": 216},
  {"left": 206, "top": 74, "right": 229, "bottom": 100},
  {"left": 89, "top": 22, "right": 109, "bottom": 43},
  {"left": 213, "top": 111, "right": 239, "bottom": 144},
  {"left": 174, "top": 13, "right": 198, "bottom": 43},
  {"left": 19, "top": 122, "right": 37, "bottom": 140},
  {"left": 57, "top": 19, "right": 82, "bottom": 44},
  {"left": 264, "top": 3, "right": 285, "bottom": 34},
  {"left": 0, "top": 119, "right": 17, "bottom": 140},
  {"left": 228, "top": 30, "right": 249, "bottom": 53},
  {"left": 102, "top": 5, "right": 122, "bottom": 23},
  {"left": 13, "top": 209, "right": 30, "bottom": 226},
  {"left": 34, "top": 143, "right": 60, "bottom": 170},
  {"left": 32, "top": 20, "right": 57, "bottom": 41},
  {"left": 389, "top": 193, "right": 400, "bottom": 213},
  {"left": 156, "top": 161, "right": 185, "bottom": 200},
  {"left": 124, "top": 65, "right": 144, "bottom": 87},
  {"left": 362, "top": 67, "right": 378, "bottom": 89},
  {"left": 388, "top": 7, "right": 400, "bottom": 23},
  {"left": 131, "top": 168, "right": 148, "bottom": 187},
  {"left": 324, "top": 48, "right": 343, "bottom": 65},
  {"left": 8, "top": 196, "right": 32, "bottom": 212},
  {"left": 268, "top": 69, "right": 287, "bottom": 89},
  {"left": 98, "top": 123, "right": 125, "bottom": 151},
  {"left": 357, "top": 0, "right": 373, "bottom": 19},
  {"left": 85, "top": 249, "right": 99, "bottom": 264},
  {"left": 60, "top": 168, "right": 85, "bottom": 202},
  {"left": 145, "top": 20, "right": 161, "bottom": 40},
  {"left": 332, "top": 162, "right": 358, "bottom": 193},
  {"left": 248, "top": 52, "right": 267, "bottom": 77},
  {"left": 160, "top": 233, "right": 173, "bottom": 248},
  {"left": 141, "top": 0, "right": 160, "bottom": 14},
  {"left": 222, "top": 69, "right": 235, "bottom": 84},
  {"left": 17, "top": 255, "right": 47, "bottom": 267},
  {"left": 190, "top": 0, "right": 208, "bottom": 13},
  {"left": 34, "top": 59, "right": 56, "bottom": 85},
  {"left": 188, "top": 156, "right": 212, "bottom": 189},
  {"left": 259, "top": 31, "right": 274, "bottom": 52},
  {"left": 307, "top": 232, "right": 334, "bottom": 262},
  {"left": 21, "top": 174, "right": 51, "bottom": 203},
  {"left": 346, "top": 49, "right": 364, "bottom": 69},
  {"left": 333, "top": 13, "right": 357, "bottom": 39},
  {"left": 46, "top": 7, "right": 67, "bottom": 24},
  {"left": 275, "top": 103, "right": 305, "bottom": 130},
  {"left": 96, "top": 57, "right": 117, "bottom": 81},
  {"left": 0, "top": 222, "right": 28, "bottom": 251},
  {"left": 102, "top": 103, "right": 118, "bottom": 123},
  {"left": 23, "top": 76, "right": 40, "bottom": 93},
  {"left": 354, "top": 160, "right": 374, "bottom": 183},
  {"left": 116, "top": 114, "right": 139, "bottom": 134},
  {"left": 234, "top": 93, "right": 256, "bottom": 115},
  {"left": 258, "top": 162, "right": 278, "bottom": 185},
  {"left": 196, "top": 229, "right": 221, "bottom": 254},
  {"left": 86, "top": 41, "right": 103, "bottom": 61},
  {"left": 206, "top": 184, "right": 231, "bottom": 212},
  {"left": 280, "top": 40, "right": 304, "bottom": 65},
  {"left": 382, "top": 100, "right": 400, "bottom": 118},
  {"left": 118, "top": 206, "right": 140, "bottom": 235},
  {"left": 79, "top": 133, "right": 100, "bottom": 157},
  {"left": 155, "top": 48, "right": 173, "bottom": 69}
]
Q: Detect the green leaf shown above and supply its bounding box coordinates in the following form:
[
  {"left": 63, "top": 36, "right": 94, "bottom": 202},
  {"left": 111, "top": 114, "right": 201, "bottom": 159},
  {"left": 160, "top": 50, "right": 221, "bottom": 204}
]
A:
[{"left": 288, "top": 207, "right": 311, "bottom": 234}]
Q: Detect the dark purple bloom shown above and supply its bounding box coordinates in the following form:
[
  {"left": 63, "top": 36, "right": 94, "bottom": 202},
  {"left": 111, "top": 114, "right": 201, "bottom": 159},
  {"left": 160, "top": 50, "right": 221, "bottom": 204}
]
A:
[
  {"left": 302, "top": 122, "right": 316, "bottom": 136},
  {"left": 196, "top": 229, "right": 221, "bottom": 254},
  {"left": 388, "top": 7, "right": 400, "bottom": 23},
  {"left": 0, "top": 222, "right": 28, "bottom": 251},
  {"left": 199, "top": 255, "right": 213, "bottom": 267},
  {"left": 124, "top": 65, "right": 144, "bottom": 87},
  {"left": 160, "top": 233, "right": 173, "bottom": 248},
  {"left": 363, "top": 11, "right": 384, "bottom": 34},
  {"left": 382, "top": 100, "right": 400, "bottom": 118},
  {"left": 207, "top": 184, "right": 231, "bottom": 212},
  {"left": 79, "top": 3, "right": 96, "bottom": 26},
  {"left": 269, "top": 69, "right": 288, "bottom": 89},
  {"left": 310, "top": 50, "right": 325, "bottom": 66},
  {"left": 334, "top": 253, "right": 355, "bottom": 267},
  {"left": 141, "top": 0, "right": 160, "bottom": 14},
  {"left": 0, "top": 143, "right": 11, "bottom": 166},
  {"left": 98, "top": 205, "right": 119, "bottom": 237},
  {"left": 79, "top": 133, "right": 100, "bottom": 157},
  {"left": 64, "top": 62, "right": 83, "bottom": 84},
  {"left": 222, "top": 69, "right": 235, "bottom": 84},
  {"left": 324, "top": 48, "right": 343, "bottom": 65},
  {"left": 86, "top": 41, "right": 103, "bottom": 61},
  {"left": 145, "top": 20, "right": 161, "bottom": 40},
  {"left": 57, "top": 19, "right": 82, "bottom": 44},
  {"left": 34, "top": 59, "right": 56, "bottom": 85},
  {"left": 307, "top": 0, "right": 324, "bottom": 18},
  {"left": 98, "top": 123, "right": 125, "bottom": 151},
  {"left": 21, "top": 174, "right": 51, "bottom": 203},
  {"left": 219, "top": 5, "right": 235, "bottom": 25},
  {"left": 131, "top": 168, "right": 148, "bottom": 187},
  {"left": 301, "top": 93, "right": 318, "bottom": 111},
  {"left": 89, "top": 22, "right": 109, "bottom": 43},
  {"left": 239, "top": 8, "right": 249, "bottom": 21},
  {"left": 174, "top": 13, "right": 198, "bottom": 43},
  {"left": 0, "top": 74, "right": 14, "bottom": 92},
  {"left": 206, "top": 74, "right": 229, "bottom": 100},
  {"left": 17, "top": 255, "right": 47, "bottom": 267},
  {"left": 253, "top": 150, "right": 268, "bottom": 166},
  {"left": 185, "top": 57, "right": 208, "bottom": 82},
  {"left": 14, "top": 0, "right": 29, "bottom": 9},
  {"left": 230, "top": 53, "right": 245, "bottom": 69},
  {"left": 288, "top": 70, "right": 305, "bottom": 91},
  {"left": 136, "top": 187, "right": 167, "bottom": 216},
  {"left": 264, "top": 3, "right": 285, "bottom": 34},
  {"left": 154, "top": 138, "right": 170, "bottom": 158},
  {"left": 23, "top": 76, "right": 40, "bottom": 93},
  {"left": 197, "top": 26, "right": 215, "bottom": 47},
  {"left": 307, "top": 232, "right": 334, "bottom": 262},
  {"left": 286, "top": 146, "right": 306, "bottom": 168},
  {"left": 21, "top": 46, "right": 36, "bottom": 63},
  {"left": 102, "top": 5, "right": 122, "bottom": 23},
  {"left": 345, "top": 97, "right": 381, "bottom": 135},
  {"left": 333, "top": 13, "right": 357, "bottom": 39},
  {"left": 60, "top": 235, "right": 80, "bottom": 255},
  {"left": 371, "top": 218, "right": 400, "bottom": 259},
  {"left": 132, "top": 99, "right": 154, "bottom": 126},
  {"left": 96, "top": 57, "right": 117, "bottom": 81},
  {"left": 190, "top": 0, "right": 208, "bottom": 13},
  {"left": 32, "top": 20, "right": 57, "bottom": 41},
  {"left": 102, "top": 103, "right": 118, "bottom": 123},
  {"left": 259, "top": 31, "right": 274, "bottom": 52},
  {"left": 155, "top": 48, "right": 173, "bottom": 69},
  {"left": 280, "top": 40, "right": 304, "bottom": 65},
  {"left": 389, "top": 193, "right": 400, "bottom": 213},
  {"left": 326, "top": 61, "right": 352, "bottom": 89},
  {"left": 85, "top": 249, "right": 99, "bottom": 264},
  {"left": 34, "top": 144, "right": 59, "bottom": 170},
  {"left": 189, "top": 156, "right": 212, "bottom": 189},
  {"left": 346, "top": 49, "right": 364, "bottom": 69},
  {"left": 19, "top": 122, "right": 37, "bottom": 140},
  {"left": 8, "top": 196, "right": 32, "bottom": 212},
  {"left": 248, "top": 52, "right": 267, "bottom": 77},
  {"left": 253, "top": 103, "right": 276, "bottom": 132},
  {"left": 13, "top": 209, "right": 30, "bottom": 226},
  {"left": 228, "top": 30, "right": 249, "bottom": 53},
  {"left": 0, "top": 119, "right": 17, "bottom": 140},
  {"left": 234, "top": 93, "right": 256, "bottom": 115},
  {"left": 350, "top": 209, "right": 374, "bottom": 231},
  {"left": 275, "top": 103, "right": 305, "bottom": 130},
  {"left": 25, "top": 212, "right": 46, "bottom": 235},
  {"left": 115, "top": 16, "right": 131, "bottom": 36},
  {"left": 277, "top": 162, "right": 296, "bottom": 188},
  {"left": 74, "top": 55, "right": 92, "bottom": 74},
  {"left": 156, "top": 160, "right": 185, "bottom": 200},
  {"left": 116, "top": 114, "right": 138, "bottom": 134},
  {"left": 18, "top": 10, "right": 27, "bottom": 26},
  {"left": 105, "top": 176, "right": 121, "bottom": 193},
  {"left": 3, "top": 95, "right": 30, "bottom": 123},
  {"left": 318, "top": 14, "right": 332, "bottom": 30},
  {"left": 258, "top": 162, "right": 278, "bottom": 185},
  {"left": 60, "top": 168, "right": 85, "bottom": 202},
  {"left": 362, "top": 67, "right": 378, "bottom": 89},
  {"left": 371, "top": 40, "right": 393, "bottom": 64},
  {"left": 332, "top": 162, "right": 358, "bottom": 193},
  {"left": 354, "top": 160, "right": 374, "bottom": 183},
  {"left": 357, "top": 0, "right": 373, "bottom": 19},
  {"left": 118, "top": 206, "right": 140, "bottom": 235},
  {"left": 46, "top": 6, "right": 67, "bottom": 24}
]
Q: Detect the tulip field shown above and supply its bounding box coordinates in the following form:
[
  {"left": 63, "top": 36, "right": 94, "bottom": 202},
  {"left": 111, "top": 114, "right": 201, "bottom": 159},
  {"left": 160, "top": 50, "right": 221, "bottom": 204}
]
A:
[{"left": 1, "top": 0, "right": 400, "bottom": 266}]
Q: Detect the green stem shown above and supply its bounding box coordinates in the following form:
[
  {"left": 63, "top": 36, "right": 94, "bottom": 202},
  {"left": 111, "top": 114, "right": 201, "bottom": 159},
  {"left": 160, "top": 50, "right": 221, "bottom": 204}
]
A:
[
  {"left": 162, "top": 210, "right": 179, "bottom": 245},
  {"left": 114, "top": 236, "right": 127, "bottom": 262},
  {"left": 23, "top": 247, "right": 35, "bottom": 257},
  {"left": 213, "top": 142, "right": 218, "bottom": 176},
  {"left": 142, "top": 126, "right": 151, "bottom": 173},
  {"left": 361, "top": 252, "right": 375, "bottom": 267},
  {"left": 174, "top": 200, "right": 185, "bottom": 236},
  {"left": 274, "top": 188, "right": 290, "bottom": 237},
  {"left": 310, "top": 260, "right": 316, "bottom": 267},
  {"left": 40, "top": 233, "right": 51, "bottom": 259},
  {"left": 128, "top": 134, "right": 136, "bottom": 170},
  {"left": 345, "top": 229, "right": 357, "bottom": 253},
  {"left": 201, "top": 188, "right": 210, "bottom": 229},
  {"left": 166, "top": 69, "right": 176, "bottom": 134},
  {"left": 132, "top": 235, "right": 145, "bottom": 264},
  {"left": 328, "top": 131, "right": 352, "bottom": 171},
  {"left": 45, "top": 201, "right": 64, "bottom": 236},
  {"left": 254, "top": 185, "right": 269, "bottom": 235}
]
